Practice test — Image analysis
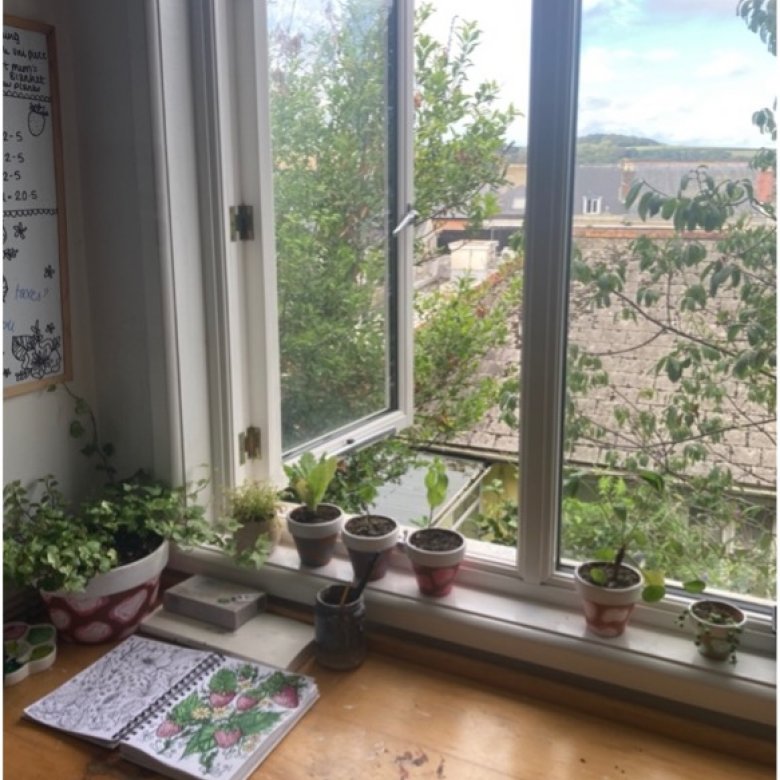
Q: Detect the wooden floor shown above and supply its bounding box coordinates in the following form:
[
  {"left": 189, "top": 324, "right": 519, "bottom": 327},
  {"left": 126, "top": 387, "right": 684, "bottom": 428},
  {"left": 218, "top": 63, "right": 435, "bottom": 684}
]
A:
[{"left": 3, "top": 640, "right": 775, "bottom": 780}]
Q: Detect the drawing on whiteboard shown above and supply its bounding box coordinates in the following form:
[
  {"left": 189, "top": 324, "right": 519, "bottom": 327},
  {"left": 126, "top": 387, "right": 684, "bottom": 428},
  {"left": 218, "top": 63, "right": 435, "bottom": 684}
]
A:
[
  {"left": 27, "top": 103, "right": 48, "bottom": 137},
  {"left": 11, "top": 320, "right": 61, "bottom": 382}
]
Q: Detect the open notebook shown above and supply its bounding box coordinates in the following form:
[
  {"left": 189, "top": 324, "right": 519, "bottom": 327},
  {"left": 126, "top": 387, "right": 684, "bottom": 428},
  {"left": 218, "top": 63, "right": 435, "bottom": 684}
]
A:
[{"left": 24, "top": 635, "right": 318, "bottom": 780}]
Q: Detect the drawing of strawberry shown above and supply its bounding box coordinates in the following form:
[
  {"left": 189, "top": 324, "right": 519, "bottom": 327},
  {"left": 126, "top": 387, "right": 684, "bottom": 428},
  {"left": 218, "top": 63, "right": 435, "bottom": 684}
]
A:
[
  {"left": 235, "top": 691, "right": 260, "bottom": 711},
  {"left": 214, "top": 727, "right": 242, "bottom": 749},
  {"left": 208, "top": 668, "right": 238, "bottom": 708},
  {"left": 256, "top": 671, "right": 304, "bottom": 709},
  {"left": 27, "top": 103, "right": 48, "bottom": 137},
  {"left": 155, "top": 719, "right": 182, "bottom": 738}
]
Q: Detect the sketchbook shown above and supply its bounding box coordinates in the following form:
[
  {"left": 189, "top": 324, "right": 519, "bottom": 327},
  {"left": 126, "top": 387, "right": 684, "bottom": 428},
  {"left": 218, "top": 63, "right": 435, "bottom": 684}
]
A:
[{"left": 24, "top": 635, "right": 318, "bottom": 780}]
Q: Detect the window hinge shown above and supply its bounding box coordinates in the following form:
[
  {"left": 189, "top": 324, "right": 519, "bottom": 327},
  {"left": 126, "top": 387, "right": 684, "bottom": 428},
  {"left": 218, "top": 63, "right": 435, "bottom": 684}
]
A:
[
  {"left": 238, "top": 426, "right": 261, "bottom": 464},
  {"left": 229, "top": 204, "right": 254, "bottom": 241}
]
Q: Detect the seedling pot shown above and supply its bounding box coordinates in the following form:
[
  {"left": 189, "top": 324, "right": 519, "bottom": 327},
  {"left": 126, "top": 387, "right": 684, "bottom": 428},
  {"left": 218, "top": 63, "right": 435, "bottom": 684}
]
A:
[
  {"left": 40, "top": 539, "right": 168, "bottom": 643},
  {"left": 405, "top": 528, "right": 466, "bottom": 597},
  {"left": 688, "top": 599, "right": 746, "bottom": 661},
  {"left": 314, "top": 584, "right": 367, "bottom": 670},
  {"left": 342, "top": 515, "right": 399, "bottom": 582},
  {"left": 574, "top": 561, "right": 643, "bottom": 638},
  {"left": 287, "top": 504, "right": 343, "bottom": 567}
]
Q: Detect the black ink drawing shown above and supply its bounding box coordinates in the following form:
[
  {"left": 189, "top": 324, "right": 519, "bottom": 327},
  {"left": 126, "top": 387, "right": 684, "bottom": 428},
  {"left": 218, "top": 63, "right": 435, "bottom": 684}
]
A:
[
  {"left": 3, "top": 225, "right": 6, "bottom": 244},
  {"left": 3, "top": 276, "right": 7, "bottom": 302},
  {"left": 4, "top": 248, "right": 19, "bottom": 261},
  {"left": 3, "top": 368, "right": 11, "bottom": 378},
  {"left": 28, "top": 103, "right": 49, "bottom": 137},
  {"left": 44, "top": 264, "right": 55, "bottom": 278},
  {"left": 45, "top": 322, "right": 55, "bottom": 334},
  {"left": 11, "top": 320, "right": 62, "bottom": 383},
  {"left": 12, "top": 222, "right": 27, "bottom": 240}
]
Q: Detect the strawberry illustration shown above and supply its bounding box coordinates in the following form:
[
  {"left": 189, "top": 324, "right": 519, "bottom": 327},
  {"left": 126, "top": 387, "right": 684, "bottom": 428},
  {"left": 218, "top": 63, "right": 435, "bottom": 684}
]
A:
[
  {"left": 27, "top": 103, "right": 48, "bottom": 137},
  {"left": 155, "top": 719, "right": 182, "bottom": 738},
  {"left": 271, "top": 684, "right": 300, "bottom": 709},
  {"left": 214, "top": 728, "right": 242, "bottom": 749},
  {"left": 208, "top": 668, "right": 238, "bottom": 708},
  {"left": 235, "top": 692, "right": 260, "bottom": 711}
]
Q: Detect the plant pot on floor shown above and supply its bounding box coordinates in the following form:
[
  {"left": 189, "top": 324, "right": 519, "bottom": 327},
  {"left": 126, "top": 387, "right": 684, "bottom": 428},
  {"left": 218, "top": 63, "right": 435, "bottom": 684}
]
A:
[
  {"left": 287, "top": 504, "right": 343, "bottom": 567},
  {"left": 40, "top": 539, "right": 169, "bottom": 644},
  {"left": 574, "top": 561, "right": 643, "bottom": 638},
  {"left": 404, "top": 528, "right": 466, "bottom": 597},
  {"left": 342, "top": 515, "right": 399, "bottom": 582},
  {"left": 686, "top": 599, "right": 746, "bottom": 662}
]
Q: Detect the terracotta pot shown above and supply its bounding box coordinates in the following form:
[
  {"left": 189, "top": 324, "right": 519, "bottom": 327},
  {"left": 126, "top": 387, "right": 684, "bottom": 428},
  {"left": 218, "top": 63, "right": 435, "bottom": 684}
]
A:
[
  {"left": 234, "top": 514, "right": 282, "bottom": 555},
  {"left": 404, "top": 528, "right": 466, "bottom": 597},
  {"left": 287, "top": 504, "right": 343, "bottom": 567},
  {"left": 341, "top": 515, "right": 399, "bottom": 582},
  {"left": 574, "top": 561, "right": 643, "bottom": 638},
  {"left": 688, "top": 599, "right": 746, "bottom": 661},
  {"left": 40, "top": 540, "right": 169, "bottom": 644}
]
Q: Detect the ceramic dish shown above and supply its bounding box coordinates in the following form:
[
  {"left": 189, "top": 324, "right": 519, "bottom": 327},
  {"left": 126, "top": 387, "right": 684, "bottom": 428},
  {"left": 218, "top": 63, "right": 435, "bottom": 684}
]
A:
[{"left": 3, "top": 622, "right": 57, "bottom": 686}]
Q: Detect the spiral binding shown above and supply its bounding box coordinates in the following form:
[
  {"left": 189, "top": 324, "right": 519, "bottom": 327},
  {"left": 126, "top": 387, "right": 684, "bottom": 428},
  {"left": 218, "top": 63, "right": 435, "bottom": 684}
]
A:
[{"left": 112, "top": 651, "right": 225, "bottom": 742}]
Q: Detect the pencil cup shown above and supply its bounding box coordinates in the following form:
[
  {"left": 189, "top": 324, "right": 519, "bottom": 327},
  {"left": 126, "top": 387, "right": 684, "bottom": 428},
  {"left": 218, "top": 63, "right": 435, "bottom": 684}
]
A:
[{"left": 314, "top": 585, "right": 367, "bottom": 671}]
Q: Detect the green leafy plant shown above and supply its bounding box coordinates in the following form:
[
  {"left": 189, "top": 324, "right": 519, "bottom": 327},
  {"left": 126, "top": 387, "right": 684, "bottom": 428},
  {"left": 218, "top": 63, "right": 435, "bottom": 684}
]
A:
[
  {"left": 562, "top": 470, "right": 706, "bottom": 602},
  {"left": 675, "top": 598, "right": 745, "bottom": 663},
  {"left": 412, "top": 457, "right": 449, "bottom": 529},
  {"left": 3, "top": 387, "right": 255, "bottom": 593},
  {"left": 221, "top": 481, "right": 281, "bottom": 569},
  {"left": 283, "top": 452, "right": 339, "bottom": 512}
]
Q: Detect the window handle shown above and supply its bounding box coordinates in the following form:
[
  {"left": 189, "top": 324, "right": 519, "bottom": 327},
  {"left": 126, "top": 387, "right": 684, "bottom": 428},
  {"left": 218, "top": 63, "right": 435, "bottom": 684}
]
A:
[{"left": 392, "top": 207, "right": 419, "bottom": 236}]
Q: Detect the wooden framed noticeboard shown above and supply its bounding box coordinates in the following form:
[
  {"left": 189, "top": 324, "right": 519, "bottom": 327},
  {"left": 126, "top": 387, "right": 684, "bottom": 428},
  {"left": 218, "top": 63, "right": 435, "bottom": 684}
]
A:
[{"left": 3, "top": 15, "right": 71, "bottom": 398}]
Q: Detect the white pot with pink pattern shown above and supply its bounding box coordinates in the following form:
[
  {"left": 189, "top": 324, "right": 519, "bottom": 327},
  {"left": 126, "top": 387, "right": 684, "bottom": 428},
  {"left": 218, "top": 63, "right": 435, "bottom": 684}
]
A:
[
  {"left": 574, "top": 561, "right": 643, "bottom": 638},
  {"left": 40, "top": 539, "right": 168, "bottom": 644}
]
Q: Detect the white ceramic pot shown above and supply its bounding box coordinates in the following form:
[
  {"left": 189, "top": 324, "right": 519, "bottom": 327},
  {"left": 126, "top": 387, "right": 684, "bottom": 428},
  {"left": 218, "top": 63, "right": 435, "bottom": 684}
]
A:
[
  {"left": 40, "top": 539, "right": 169, "bottom": 644},
  {"left": 688, "top": 599, "right": 746, "bottom": 661},
  {"left": 405, "top": 528, "right": 466, "bottom": 597},
  {"left": 574, "top": 561, "right": 643, "bottom": 638},
  {"left": 342, "top": 515, "right": 399, "bottom": 581},
  {"left": 286, "top": 504, "right": 344, "bottom": 567}
]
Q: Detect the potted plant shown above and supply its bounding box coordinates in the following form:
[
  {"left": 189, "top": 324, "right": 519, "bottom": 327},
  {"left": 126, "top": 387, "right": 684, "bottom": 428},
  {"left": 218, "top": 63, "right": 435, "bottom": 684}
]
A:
[
  {"left": 3, "top": 387, "right": 260, "bottom": 643},
  {"left": 223, "top": 480, "right": 282, "bottom": 568},
  {"left": 404, "top": 458, "right": 466, "bottom": 597},
  {"left": 676, "top": 598, "right": 746, "bottom": 663},
  {"left": 283, "top": 451, "right": 343, "bottom": 567},
  {"left": 341, "top": 514, "right": 399, "bottom": 582},
  {"left": 564, "top": 470, "right": 704, "bottom": 638}
]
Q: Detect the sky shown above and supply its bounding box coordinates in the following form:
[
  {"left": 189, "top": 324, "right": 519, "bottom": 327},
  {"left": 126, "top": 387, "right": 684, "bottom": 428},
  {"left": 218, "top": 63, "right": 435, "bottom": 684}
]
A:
[{"left": 425, "top": 0, "right": 776, "bottom": 148}]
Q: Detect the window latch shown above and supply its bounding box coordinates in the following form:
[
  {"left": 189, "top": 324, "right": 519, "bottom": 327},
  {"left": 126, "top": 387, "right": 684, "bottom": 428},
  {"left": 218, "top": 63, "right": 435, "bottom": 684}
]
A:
[{"left": 392, "top": 207, "right": 419, "bottom": 237}]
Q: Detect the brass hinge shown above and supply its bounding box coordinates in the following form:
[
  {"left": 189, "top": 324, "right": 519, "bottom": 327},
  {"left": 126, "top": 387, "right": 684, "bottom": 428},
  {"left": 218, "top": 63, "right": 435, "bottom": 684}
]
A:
[
  {"left": 229, "top": 204, "right": 254, "bottom": 241},
  {"left": 238, "top": 426, "right": 261, "bottom": 464}
]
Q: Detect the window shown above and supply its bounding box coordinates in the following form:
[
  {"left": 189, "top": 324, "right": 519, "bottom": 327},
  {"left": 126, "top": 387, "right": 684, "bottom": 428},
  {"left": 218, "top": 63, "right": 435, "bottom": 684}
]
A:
[{"left": 177, "top": 0, "right": 774, "bottom": 614}]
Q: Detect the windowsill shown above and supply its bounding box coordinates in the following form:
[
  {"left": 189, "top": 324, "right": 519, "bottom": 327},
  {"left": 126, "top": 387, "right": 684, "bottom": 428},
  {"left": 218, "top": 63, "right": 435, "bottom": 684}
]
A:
[{"left": 169, "top": 542, "right": 776, "bottom": 729}]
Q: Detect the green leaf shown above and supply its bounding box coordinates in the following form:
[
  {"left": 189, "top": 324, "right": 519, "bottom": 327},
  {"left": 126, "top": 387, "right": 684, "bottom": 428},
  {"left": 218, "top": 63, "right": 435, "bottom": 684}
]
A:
[
  {"left": 682, "top": 578, "right": 707, "bottom": 594},
  {"left": 641, "top": 584, "right": 666, "bottom": 602}
]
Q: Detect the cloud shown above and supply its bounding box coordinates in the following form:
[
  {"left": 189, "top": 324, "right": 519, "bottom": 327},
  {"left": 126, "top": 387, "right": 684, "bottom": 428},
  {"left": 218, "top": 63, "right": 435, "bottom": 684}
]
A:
[{"left": 695, "top": 49, "right": 752, "bottom": 78}]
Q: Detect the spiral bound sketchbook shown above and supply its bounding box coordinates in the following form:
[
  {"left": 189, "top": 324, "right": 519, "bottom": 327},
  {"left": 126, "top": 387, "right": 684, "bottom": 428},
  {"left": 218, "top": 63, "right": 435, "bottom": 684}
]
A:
[{"left": 23, "top": 635, "right": 319, "bottom": 780}]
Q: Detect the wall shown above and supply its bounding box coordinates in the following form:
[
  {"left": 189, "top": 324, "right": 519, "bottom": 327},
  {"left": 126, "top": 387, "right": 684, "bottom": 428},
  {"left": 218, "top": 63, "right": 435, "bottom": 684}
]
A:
[{"left": 3, "top": 0, "right": 166, "bottom": 500}]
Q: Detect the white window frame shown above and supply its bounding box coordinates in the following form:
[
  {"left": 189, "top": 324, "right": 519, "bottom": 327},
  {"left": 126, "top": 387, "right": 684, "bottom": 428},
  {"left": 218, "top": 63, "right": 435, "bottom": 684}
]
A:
[{"left": 148, "top": 0, "right": 775, "bottom": 722}]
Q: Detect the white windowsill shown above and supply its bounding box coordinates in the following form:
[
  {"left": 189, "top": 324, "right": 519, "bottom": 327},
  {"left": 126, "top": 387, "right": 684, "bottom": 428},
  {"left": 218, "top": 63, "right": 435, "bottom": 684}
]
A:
[{"left": 169, "top": 541, "right": 776, "bottom": 729}]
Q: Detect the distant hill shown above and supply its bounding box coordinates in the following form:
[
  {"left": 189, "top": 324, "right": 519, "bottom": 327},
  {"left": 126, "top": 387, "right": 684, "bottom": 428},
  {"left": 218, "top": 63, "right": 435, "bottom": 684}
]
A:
[{"left": 506, "top": 135, "right": 754, "bottom": 165}]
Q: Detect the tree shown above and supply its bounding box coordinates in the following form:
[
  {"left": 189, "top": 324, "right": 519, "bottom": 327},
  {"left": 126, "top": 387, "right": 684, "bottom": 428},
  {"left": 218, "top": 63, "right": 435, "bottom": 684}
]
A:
[
  {"left": 269, "top": 0, "right": 518, "bottom": 450},
  {"left": 562, "top": 0, "right": 776, "bottom": 596}
]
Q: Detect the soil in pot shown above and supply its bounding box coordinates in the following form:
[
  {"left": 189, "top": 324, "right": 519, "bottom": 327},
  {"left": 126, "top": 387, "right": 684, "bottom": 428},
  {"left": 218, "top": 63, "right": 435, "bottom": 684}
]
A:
[
  {"left": 290, "top": 505, "right": 342, "bottom": 524},
  {"left": 343, "top": 515, "right": 398, "bottom": 582},
  {"left": 409, "top": 528, "right": 462, "bottom": 552},
  {"left": 578, "top": 561, "right": 641, "bottom": 589}
]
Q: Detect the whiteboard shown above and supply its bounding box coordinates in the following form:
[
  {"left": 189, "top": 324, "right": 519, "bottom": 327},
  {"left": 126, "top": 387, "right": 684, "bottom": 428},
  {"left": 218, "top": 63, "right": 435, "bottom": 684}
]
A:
[{"left": 3, "top": 15, "right": 71, "bottom": 397}]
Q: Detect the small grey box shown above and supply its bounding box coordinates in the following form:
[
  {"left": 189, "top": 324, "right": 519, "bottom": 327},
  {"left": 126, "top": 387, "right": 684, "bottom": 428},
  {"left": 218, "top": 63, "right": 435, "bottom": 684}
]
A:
[{"left": 163, "top": 576, "right": 267, "bottom": 631}]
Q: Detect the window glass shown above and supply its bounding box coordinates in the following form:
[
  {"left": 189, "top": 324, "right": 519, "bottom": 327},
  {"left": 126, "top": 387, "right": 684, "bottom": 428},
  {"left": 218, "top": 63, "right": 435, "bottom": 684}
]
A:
[
  {"left": 268, "top": 0, "right": 395, "bottom": 453},
  {"left": 561, "top": 0, "right": 776, "bottom": 600}
]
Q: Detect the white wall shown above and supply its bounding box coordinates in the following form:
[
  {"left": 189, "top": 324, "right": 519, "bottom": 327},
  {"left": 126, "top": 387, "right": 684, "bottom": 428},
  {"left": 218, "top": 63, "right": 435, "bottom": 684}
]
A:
[{"left": 3, "top": 0, "right": 166, "bottom": 499}]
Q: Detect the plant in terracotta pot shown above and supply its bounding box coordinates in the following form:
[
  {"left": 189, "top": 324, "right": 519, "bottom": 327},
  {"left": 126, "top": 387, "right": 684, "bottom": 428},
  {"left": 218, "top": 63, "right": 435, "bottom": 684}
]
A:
[
  {"left": 676, "top": 598, "right": 746, "bottom": 663},
  {"left": 404, "top": 457, "right": 466, "bottom": 597},
  {"left": 223, "top": 480, "right": 282, "bottom": 569},
  {"left": 342, "top": 514, "right": 399, "bottom": 582},
  {"left": 3, "top": 387, "right": 245, "bottom": 643},
  {"left": 564, "top": 470, "right": 704, "bottom": 638},
  {"left": 283, "top": 452, "right": 343, "bottom": 567}
]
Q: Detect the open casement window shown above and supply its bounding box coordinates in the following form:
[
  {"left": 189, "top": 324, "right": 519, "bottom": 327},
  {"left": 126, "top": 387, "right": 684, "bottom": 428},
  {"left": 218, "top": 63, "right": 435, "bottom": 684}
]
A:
[{"left": 187, "top": 0, "right": 414, "bottom": 487}]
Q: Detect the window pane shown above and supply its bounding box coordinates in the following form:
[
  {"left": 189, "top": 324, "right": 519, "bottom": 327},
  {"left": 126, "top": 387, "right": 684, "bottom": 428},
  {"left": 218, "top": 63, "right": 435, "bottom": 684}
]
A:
[
  {"left": 268, "top": 0, "right": 395, "bottom": 453},
  {"left": 562, "top": 0, "right": 777, "bottom": 600}
]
